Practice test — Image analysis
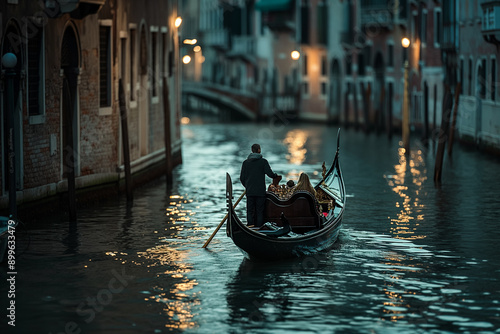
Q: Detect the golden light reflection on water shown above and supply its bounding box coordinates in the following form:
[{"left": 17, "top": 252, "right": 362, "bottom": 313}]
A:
[
  {"left": 283, "top": 129, "right": 308, "bottom": 165},
  {"left": 137, "top": 244, "right": 198, "bottom": 330},
  {"left": 136, "top": 194, "right": 199, "bottom": 331},
  {"left": 385, "top": 145, "right": 428, "bottom": 241},
  {"left": 379, "top": 255, "right": 421, "bottom": 322}
]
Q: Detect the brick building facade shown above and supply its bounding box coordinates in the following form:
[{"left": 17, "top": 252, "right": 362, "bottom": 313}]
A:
[{"left": 0, "top": 0, "right": 182, "bottom": 216}]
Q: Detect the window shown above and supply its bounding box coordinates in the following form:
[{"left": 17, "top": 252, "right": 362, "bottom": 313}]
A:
[
  {"left": 460, "top": 58, "right": 464, "bottom": 93},
  {"left": 421, "top": 10, "right": 427, "bottom": 46},
  {"left": 321, "top": 54, "right": 327, "bottom": 76},
  {"left": 129, "top": 27, "right": 136, "bottom": 101},
  {"left": 301, "top": 1, "right": 310, "bottom": 44},
  {"left": 302, "top": 54, "right": 308, "bottom": 76},
  {"left": 302, "top": 82, "right": 309, "bottom": 96},
  {"left": 151, "top": 30, "right": 158, "bottom": 97},
  {"left": 365, "top": 45, "right": 372, "bottom": 68},
  {"left": 388, "top": 43, "right": 394, "bottom": 67},
  {"left": 321, "top": 82, "right": 327, "bottom": 96},
  {"left": 27, "top": 23, "right": 45, "bottom": 117},
  {"left": 162, "top": 31, "right": 168, "bottom": 78},
  {"left": 358, "top": 53, "right": 366, "bottom": 76},
  {"left": 478, "top": 59, "right": 486, "bottom": 99},
  {"left": 346, "top": 55, "right": 352, "bottom": 75},
  {"left": 99, "top": 25, "right": 112, "bottom": 108},
  {"left": 120, "top": 36, "right": 127, "bottom": 84},
  {"left": 317, "top": 0, "right": 327, "bottom": 45},
  {"left": 434, "top": 9, "right": 442, "bottom": 46},
  {"left": 491, "top": 58, "right": 496, "bottom": 101},
  {"left": 468, "top": 58, "right": 473, "bottom": 96},
  {"left": 411, "top": 11, "right": 417, "bottom": 42}
]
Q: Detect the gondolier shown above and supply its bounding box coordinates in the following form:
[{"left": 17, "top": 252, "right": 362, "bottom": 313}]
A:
[{"left": 240, "top": 143, "right": 280, "bottom": 227}]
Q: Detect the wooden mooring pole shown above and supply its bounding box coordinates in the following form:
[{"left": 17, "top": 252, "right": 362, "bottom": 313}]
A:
[
  {"left": 448, "top": 82, "right": 461, "bottom": 157},
  {"left": 434, "top": 85, "right": 453, "bottom": 185},
  {"left": 118, "top": 79, "right": 133, "bottom": 201},
  {"left": 402, "top": 61, "right": 410, "bottom": 155}
]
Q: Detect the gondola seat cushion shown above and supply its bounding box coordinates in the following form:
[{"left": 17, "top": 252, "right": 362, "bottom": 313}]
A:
[{"left": 264, "top": 191, "right": 321, "bottom": 229}]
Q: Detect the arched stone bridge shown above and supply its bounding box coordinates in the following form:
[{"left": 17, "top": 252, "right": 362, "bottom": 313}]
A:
[{"left": 182, "top": 81, "right": 259, "bottom": 120}]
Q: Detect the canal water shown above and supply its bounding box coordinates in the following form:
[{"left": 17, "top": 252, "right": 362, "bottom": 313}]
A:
[{"left": 2, "top": 122, "right": 500, "bottom": 334}]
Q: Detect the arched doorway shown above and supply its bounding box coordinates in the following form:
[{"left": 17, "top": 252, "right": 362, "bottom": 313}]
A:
[
  {"left": 1, "top": 21, "right": 24, "bottom": 195},
  {"left": 329, "top": 59, "right": 341, "bottom": 123},
  {"left": 61, "top": 24, "right": 80, "bottom": 220},
  {"left": 373, "top": 52, "right": 385, "bottom": 132}
]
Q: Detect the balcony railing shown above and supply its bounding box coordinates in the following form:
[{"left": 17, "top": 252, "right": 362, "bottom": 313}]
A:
[
  {"left": 481, "top": 1, "right": 500, "bottom": 44},
  {"left": 229, "top": 36, "right": 255, "bottom": 57},
  {"left": 360, "top": 3, "right": 395, "bottom": 28},
  {"left": 202, "top": 29, "right": 229, "bottom": 50},
  {"left": 54, "top": 0, "right": 105, "bottom": 19}
]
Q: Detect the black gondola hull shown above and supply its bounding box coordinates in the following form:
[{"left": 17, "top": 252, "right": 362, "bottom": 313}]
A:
[{"left": 228, "top": 212, "right": 342, "bottom": 261}]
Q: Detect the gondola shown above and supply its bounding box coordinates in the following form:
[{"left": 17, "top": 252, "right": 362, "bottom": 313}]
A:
[{"left": 226, "top": 130, "right": 346, "bottom": 261}]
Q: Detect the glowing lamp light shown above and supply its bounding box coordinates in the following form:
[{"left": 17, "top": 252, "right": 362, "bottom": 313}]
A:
[
  {"left": 193, "top": 45, "right": 201, "bottom": 53},
  {"left": 182, "top": 55, "right": 191, "bottom": 64},
  {"left": 401, "top": 37, "right": 410, "bottom": 48},
  {"left": 183, "top": 39, "right": 197, "bottom": 45},
  {"left": 291, "top": 50, "right": 300, "bottom": 60},
  {"left": 175, "top": 17, "right": 182, "bottom": 28}
]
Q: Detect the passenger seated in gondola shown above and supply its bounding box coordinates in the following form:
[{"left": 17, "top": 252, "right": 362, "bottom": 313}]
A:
[
  {"left": 267, "top": 175, "right": 282, "bottom": 192},
  {"left": 292, "top": 173, "right": 316, "bottom": 197}
]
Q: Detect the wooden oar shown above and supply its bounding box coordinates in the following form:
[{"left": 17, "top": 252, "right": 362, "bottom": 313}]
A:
[{"left": 202, "top": 190, "right": 246, "bottom": 248}]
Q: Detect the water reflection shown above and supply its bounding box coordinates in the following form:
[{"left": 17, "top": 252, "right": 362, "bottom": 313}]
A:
[
  {"left": 283, "top": 129, "right": 308, "bottom": 165},
  {"left": 139, "top": 244, "right": 198, "bottom": 331},
  {"left": 385, "top": 145, "right": 428, "bottom": 241},
  {"left": 226, "top": 255, "right": 332, "bottom": 330}
]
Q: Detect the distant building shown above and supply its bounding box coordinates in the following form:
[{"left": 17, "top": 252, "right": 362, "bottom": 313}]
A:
[
  {"left": 454, "top": 0, "right": 500, "bottom": 152},
  {"left": 0, "top": 0, "right": 183, "bottom": 214},
  {"left": 179, "top": 0, "right": 500, "bottom": 154}
]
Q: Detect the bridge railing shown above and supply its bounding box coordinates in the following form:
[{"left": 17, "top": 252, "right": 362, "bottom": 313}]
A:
[{"left": 260, "top": 94, "right": 299, "bottom": 118}]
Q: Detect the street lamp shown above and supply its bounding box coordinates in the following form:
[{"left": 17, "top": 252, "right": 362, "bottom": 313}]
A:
[
  {"left": 2, "top": 53, "right": 18, "bottom": 219},
  {"left": 182, "top": 55, "right": 191, "bottom": 64},
  {"left": 175, "top": 16, "right": 182, "bottom": 28},
  {"left": 401, "top": 38, "right": 410, "bottom": 155},
  {"left": 401, "top": 37, "right": 410, "bottom": 49},
  {"left": 291, "top": 50, "right": 300, "bottom": 60}
]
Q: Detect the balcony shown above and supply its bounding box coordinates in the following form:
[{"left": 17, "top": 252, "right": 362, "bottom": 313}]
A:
[
  {"left": 45, "top": 0, "right": 105, "bottom": 19},
  {"left": 359, "top": 0, "right": 395, "bottom": 29},
  {"left": 262, "top": 12, "right": 295, "bottom": 31},
  {"left": 227, "top": 36, "right": 256, "bottom": 63},
  {"left": 201, "top": 29, "right": 229, "bottom": 51},
  {"left": 481, "top": 1, "right": 500, "bottom": 45}
]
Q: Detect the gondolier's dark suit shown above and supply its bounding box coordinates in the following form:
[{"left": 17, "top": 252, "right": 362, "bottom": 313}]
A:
[{"left": 240, "top": 152, "right": 278, "bottom": 227}]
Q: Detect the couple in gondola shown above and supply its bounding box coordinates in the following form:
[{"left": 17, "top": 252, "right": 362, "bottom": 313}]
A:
[{"left": 240, "top": 143, "right": 315, "bottom": 227}]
